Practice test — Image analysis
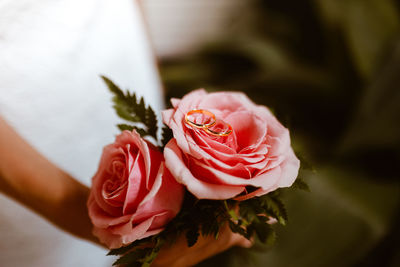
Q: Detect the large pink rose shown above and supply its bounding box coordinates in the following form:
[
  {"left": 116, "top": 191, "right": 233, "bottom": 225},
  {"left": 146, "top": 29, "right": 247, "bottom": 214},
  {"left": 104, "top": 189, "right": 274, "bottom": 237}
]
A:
[
  {"left": 162, "top": 89, "right": 300, "bottom": 200},
  {"left": 87, "top": 130, "right": 184, "bottom": 249}
]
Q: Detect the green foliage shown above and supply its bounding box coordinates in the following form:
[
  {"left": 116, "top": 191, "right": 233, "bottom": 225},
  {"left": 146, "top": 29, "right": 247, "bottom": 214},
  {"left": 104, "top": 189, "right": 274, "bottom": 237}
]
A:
[
  {"left": 107, "top": 190, "right": 294, "bottom": 266},
  {"left": 145, "top": 106, "right": 158, "bottom": 140},
  {"left": 141, "top": 238, "right": 165, "bottom": 267},
  {"left": 161, "top": 126, "right": 173, "bottom": 147},
  {"left": 117, "top": 124, "right": 148, "bottom": 137},
  {"left": 101, "top": 76, "right": 159, "bottom": 143},
  {"left": 107, "top": 237, "right": 152, "bottom": 256},
  {"left": 109, "top": 236, "right": 164, "bottom": 267},
  {"left": 252, "top": 222, "right": 275, "bottom": 244},
  {"left": 262, "top": 195, "right": 288, "bottom": 225},
  {"left": 296, "top": 153, "right": 315, "bottom": 172},
  {"left": 185, "top": 225, "right": 200, "bottom": 247},
  {"left": 292, "top": 178, "right": 310, "bottom": 192},
  {"left": 220, "top": 189, "right": 295, "bottom": 250},
  {"left": 172, "top": 193, "right": 287, "bottom": 247},
  {"left": 112, "top": 249, "right": 148, "bottom": 266},
  {"left": 223, "top": 192, "right": 288, "bottom": 244},
  {"left": 171, "top": 194, "right": 228, "bottom": 245}
]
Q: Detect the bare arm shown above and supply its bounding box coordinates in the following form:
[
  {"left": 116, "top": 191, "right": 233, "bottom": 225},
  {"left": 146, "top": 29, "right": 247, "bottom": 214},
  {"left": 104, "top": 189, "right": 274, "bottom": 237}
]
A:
[{"left": 0, "top": 116, "right": 97, "bottom": 243}]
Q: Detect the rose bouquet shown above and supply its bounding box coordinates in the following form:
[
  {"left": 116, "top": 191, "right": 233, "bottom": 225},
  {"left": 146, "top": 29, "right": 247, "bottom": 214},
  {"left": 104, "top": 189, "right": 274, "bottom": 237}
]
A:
[{"left": 87, "top": 76, "right": 307, "bottom": 266}]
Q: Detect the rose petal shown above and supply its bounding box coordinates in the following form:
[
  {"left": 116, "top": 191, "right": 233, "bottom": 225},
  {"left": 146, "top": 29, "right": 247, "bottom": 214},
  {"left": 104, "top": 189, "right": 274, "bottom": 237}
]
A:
[
  {"left": 225, "top": 111, "right": 267, "bottom": 151},
  {"left": 88, "top": 194, "right": 131, "bottom": 228},
  {"left": 164, "top": 139, "right": 245, "bottom": 199},
  {"left": 123, "top": 153, "right": 148, "bottom": 215},
  {"left": 170, "top": 98, "right": 181, "bottom": 108},
  {"left": 94, "top": 213, "right": 166, "bottom": 249},
  {"left": 135, "top": 163, "right": 183, "bottom": 222},
  {"left": 191, "top": 158, "right": 282, "bottom": 189},
  {"left": 276, "top": 148, "right": 300, "bottom": 187}
]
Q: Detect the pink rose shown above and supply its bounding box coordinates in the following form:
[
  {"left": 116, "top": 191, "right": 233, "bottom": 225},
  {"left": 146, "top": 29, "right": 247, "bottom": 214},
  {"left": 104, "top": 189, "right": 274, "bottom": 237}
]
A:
[
  {"left": 87, "top": 130, "right": 184, "bottom": 249},
  {"left": 162, "top": 89, "right": 300, "bottom": 200}
]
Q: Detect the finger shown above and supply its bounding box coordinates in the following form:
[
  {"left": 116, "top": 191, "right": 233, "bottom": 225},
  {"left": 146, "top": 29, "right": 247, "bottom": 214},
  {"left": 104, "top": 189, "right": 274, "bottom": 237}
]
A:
[{"left": 232, "top": 234, "right": 253, "bottom": 248}]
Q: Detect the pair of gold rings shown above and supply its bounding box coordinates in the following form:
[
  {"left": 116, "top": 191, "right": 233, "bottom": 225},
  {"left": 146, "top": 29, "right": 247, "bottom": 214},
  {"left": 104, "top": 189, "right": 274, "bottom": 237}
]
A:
[{"left": 184, "top": 109, "right": 233, "bottom": 137}]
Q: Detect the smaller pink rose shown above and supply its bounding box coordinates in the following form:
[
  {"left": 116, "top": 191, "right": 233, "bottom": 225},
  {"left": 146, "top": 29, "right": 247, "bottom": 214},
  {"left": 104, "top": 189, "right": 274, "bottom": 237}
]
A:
[{"left": 87, "top": 130, "right": 184, "bottom": 249}]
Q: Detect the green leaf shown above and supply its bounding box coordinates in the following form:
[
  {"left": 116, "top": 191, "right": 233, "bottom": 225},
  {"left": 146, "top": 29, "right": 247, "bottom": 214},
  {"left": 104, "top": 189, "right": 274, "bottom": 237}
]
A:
[
  {"left": 239, "top": 200, "right": 259, "bottom": 223},
  {"left": 292, "top": 178, "right": 311, "bottom": 192},
  {"left": 113, "top": 102, "right": 140, "bottom": 123},
  {"left": 201, "top": 218, "right": 221, "bottom": 238},
  {"left": 117, "top": 124, "right": 148, "bottom": 137},
  {"left": 145, "top": 105, "right": 158, "bottom": 140},
  {"left": 252, "top": 222, "right": 274, "bottom": 244},
  {"left": 296, "top": 153, "right": 315, "bottom": 172},
  {"left": 108, "top": 244, "right": 134, "bottom": 256},
  {"left": 228, "top": 220, "right": 249, "bottom": 238},
  {"left": 110, "top": 237, "right": 164, "bottom": 267},
  {"left": 259, "top": 195, "right": 288, "bottom": 225},
  {"left": 101, "top": 76, "right": 160, "bottom": 143},
  {"left": 116, "top": 124, "right": 135, "bottom": 131},
  {"left": 107, "top": 237, "right": 151, "bottom": 256},
  {"left": 137, "top": 96, "right": 146, "bottom": 122},
  {"left": 186, "top": 226, "right": 200, "bottom": 247},
  {"left": 101, "top": 76, "right": 124, "bottom": 99},
  {"left": 141, "top": 237, "right": 165, "bottom": 266},
  {"left": 224, "top": 200, "right": 239, "bottom": 222},
  {"left": 112, "top": 249, "right": 148, "bottom": 266},
  {"left": 161, "top": 126, "right": 173, "bottom": 147}
]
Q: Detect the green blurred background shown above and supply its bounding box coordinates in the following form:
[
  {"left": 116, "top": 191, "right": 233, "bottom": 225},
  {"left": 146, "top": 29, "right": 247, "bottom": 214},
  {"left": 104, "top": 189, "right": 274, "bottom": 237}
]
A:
[{"left": 158, "top": 0, "right": 400, "bottom": 266}]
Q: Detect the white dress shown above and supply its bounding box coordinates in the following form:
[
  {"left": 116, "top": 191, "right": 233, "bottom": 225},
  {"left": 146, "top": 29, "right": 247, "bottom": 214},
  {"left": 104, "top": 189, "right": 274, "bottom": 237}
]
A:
[{"left": 0, "top": 0, "right": 163, "bottom": 266}]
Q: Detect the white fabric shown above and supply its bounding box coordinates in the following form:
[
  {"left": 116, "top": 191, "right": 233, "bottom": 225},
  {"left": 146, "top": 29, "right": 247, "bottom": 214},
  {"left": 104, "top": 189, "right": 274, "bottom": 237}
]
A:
[
  {"left": 0, "top": 0, "right": 163, "bottom": 266},
  {"left": 142, "top": 0, "right": 245, "bottom": 57}
]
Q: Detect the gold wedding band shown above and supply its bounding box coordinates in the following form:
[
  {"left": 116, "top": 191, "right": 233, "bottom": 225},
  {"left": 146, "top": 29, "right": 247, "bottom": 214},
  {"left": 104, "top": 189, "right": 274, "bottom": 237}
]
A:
[
  {"left": 204, "top": 121, "right": 233, "bottom": 137},
  {"left": 185, "top": 109, "right": 216, "bottom": 129},
  {"left": 185, "top": 109, "right": 233, "bottom": 137}
]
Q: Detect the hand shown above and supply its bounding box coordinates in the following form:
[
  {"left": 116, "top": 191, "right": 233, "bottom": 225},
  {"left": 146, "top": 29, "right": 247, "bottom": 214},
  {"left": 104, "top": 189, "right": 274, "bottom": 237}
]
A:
[{"left": 153, "top": 224, "right": 252, "bottom": 267}]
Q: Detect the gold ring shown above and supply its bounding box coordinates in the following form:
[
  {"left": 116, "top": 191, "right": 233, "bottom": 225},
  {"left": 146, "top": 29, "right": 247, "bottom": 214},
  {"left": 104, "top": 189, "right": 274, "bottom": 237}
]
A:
[
  {"left": 185, "top": 109, "right": 216, "bottom": 129},
  {"left": 204, "top": 120, "right": 233, "bottom": 137}
]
